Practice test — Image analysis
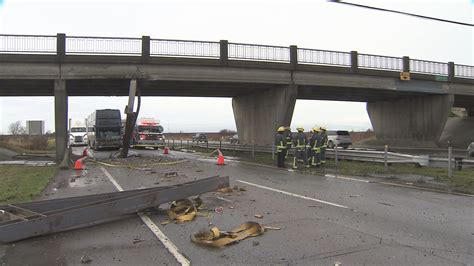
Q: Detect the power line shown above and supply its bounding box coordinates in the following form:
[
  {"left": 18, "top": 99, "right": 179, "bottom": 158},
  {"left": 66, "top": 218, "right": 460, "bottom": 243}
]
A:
[{"left": 328, "top": 0, "right": 474, "bottom": 27}]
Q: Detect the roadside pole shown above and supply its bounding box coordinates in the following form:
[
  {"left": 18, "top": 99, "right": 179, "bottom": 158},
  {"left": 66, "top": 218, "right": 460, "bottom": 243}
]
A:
[
  {"left": 272, "top": 142, "right": 275, "bottom": 160},
  {"left": 448, "top": 145, "right": 452, "bottom": 179},
  {"left": 335, "top": 144, "right": 339, "bottom": 177},
  {"left": 252, "top": 140, "right": 255, "bottom": 158},
  {"left": 384, "top": 145, "right": 388, "bottom": 172}
]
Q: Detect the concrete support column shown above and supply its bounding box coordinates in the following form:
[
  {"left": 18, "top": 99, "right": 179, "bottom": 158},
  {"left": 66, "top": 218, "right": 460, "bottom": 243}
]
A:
[
  {"left": 54, "top": 79, "right": 68, "bottom": 163},
  {"left": 232, "top": 85, "right": 297, "bottom": 145},
  {"left": 467, "top": 107, "right": 474, "bottom": 117},
  {"left": 367, "top": 94, "right": 454, "bottom": 144}
]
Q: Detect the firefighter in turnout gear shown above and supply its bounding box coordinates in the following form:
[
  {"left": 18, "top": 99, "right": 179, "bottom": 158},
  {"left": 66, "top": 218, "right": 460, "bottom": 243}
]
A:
[
  {"left": 275, "top": 126, "right": 287, "bottom": 168},
  {"left": 320, "top": 126, "right": 328, "bottom": 164},
  {"left": 284, "top": 126, "right": 292, "bottom": 158},
  {"left": 309, "top": 127, "right": 322, "bottom": 167},
  {"left": 293, "top": 127, "right": 309, "bottom": 169}
]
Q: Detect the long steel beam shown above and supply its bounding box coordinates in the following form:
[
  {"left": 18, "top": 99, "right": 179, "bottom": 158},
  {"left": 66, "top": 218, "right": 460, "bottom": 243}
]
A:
[{"left": 0, "top": 175, "right": 229, "bottom": 243}]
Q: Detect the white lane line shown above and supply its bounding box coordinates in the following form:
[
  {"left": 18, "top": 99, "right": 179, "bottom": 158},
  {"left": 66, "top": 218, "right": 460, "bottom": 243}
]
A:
[
  {"left": 100, "top": 166, "right": 191, "bottom": 266},
  {"left": 324, "top": 174, "right": 370, "bottom": 183},
  {"left": 236, "top": 179, "right": 349, "bottom": 209}
]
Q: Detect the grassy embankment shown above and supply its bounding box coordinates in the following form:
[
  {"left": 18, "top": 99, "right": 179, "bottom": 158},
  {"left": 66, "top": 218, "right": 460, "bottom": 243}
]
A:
[
  {"left": 189, "top": 147, "right": 474, "bottom": 194},
  {"left": 0, "top": 165, "right": 57, "bottom": 205}
]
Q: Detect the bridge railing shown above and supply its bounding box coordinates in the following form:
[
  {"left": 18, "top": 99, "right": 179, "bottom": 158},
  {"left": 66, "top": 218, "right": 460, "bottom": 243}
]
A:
[
  {"left": 297, "top": 48, "right": 351, "bottom": 67},
  {"left": 150, "top": 39, "right": 220, "bottom": 58},
  {"left": 228, "top": 42, "right": 290, "bottom": 62},
  {"left": 358, "top": 53, "right": 403, "bottom": 71},
  {"left": 0, "top": 34, "right": 56, "bottom": 54},
  {"left": 454, "top": 64, "right": 473, "bottom": 79},
  {"left": 66, "top": 36, "right": 142, "bottom": 55},
  {"left": 410, "top": 59, "right": 448, "bottom": 76},
  {"left": 0, "top": 33, "right": 473, "bottom": 79}
]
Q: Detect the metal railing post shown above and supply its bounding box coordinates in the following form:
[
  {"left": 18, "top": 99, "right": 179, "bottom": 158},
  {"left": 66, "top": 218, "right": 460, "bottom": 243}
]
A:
[
  {"left": 384, "top": 145, "right": 388, "bottom": 171},
  {"left": 448, "top": 62, "right": 455, "bottom": 82},
  {"left": 448, "top": 145, "right": 452, "bottom": 178},
  {"left": 335, "top": 144, "right": 338, "bottom": 167},
  {"left": 172, "top": 139, "right": 175, "bottom": 149},
  {"left": 350, "top": 51, "right": 358, "bottom": 73},
  {"left": 290, "top": 45, "right": 298, "bottom": 70},
  {"left": 187, "top": 140, "right": 189, "bottom": 149},
  {"left": 220, "top": 40, "right": 228, "bottom": 66},
  {"left": 403, "top": 56, "right": 410, "bottom": 72},
  {"left": 219, "top": 139, "right": 222, "bottom": 150},
  {"left": 206, "top": 140, "right": 209, "bottom": 152},
  {"left": 180, "top": 139, "right": 183, "bottom": 149},
  {"left": 233, "top": 142, "right": 236, "bottom": 156},
  {"left": 141, "top": 36, "right": 150, "bottom": 62},
  {"left": 56, "top": 33, "right": 66, "bottom": 61}
]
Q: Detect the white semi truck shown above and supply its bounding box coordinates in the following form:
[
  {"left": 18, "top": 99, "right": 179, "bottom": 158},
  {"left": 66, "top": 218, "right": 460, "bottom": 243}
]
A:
[{"left": 68, "top": 120, "right": 87, "bottom": 146}]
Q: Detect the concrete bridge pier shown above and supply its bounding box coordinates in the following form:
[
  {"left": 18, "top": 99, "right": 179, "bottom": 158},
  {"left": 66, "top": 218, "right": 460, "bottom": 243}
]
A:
[
  {"left": 232, "top": 84, "right": 297, "bottom": 145},
  {"left": 54, "top": 79, "right": 68, "bottom": 163},
  {"left": 367, "top": 94, "right": 454, "bottom": 146}
]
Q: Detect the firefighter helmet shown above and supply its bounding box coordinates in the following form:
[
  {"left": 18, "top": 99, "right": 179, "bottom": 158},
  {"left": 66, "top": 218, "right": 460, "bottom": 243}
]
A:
[
  {"left": 296, "top": 126, "right": 304, "bottom": 132},
  {"left": 320, "top": 126, "right": 327, "bottom": 131},
  {"left": 277, "top": 126, "right": 285, "bottom": 132},
  {"left": 312, "top": 127, "right": 320, "bottom": 133}
]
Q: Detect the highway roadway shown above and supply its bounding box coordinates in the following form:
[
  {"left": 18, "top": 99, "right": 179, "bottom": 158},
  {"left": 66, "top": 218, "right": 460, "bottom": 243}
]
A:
[{"left": 1, "top": 147, "right": 473, "bottom": 265}]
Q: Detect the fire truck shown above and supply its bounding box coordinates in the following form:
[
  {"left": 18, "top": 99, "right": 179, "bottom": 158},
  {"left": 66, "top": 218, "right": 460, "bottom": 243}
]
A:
[{"left": 131, "top": 118, "right": 165, "bottom": 149}]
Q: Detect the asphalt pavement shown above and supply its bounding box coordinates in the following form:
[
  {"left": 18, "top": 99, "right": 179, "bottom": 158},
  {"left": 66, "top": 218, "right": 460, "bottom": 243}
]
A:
[{"left": 1, "top": 147, "right": 472, "bottom": 265}]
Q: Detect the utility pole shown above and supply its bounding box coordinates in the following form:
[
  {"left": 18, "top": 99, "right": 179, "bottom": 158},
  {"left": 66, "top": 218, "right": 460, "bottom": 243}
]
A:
[{"left": 119, "top": 79, "right": 140, "bottom": 158}]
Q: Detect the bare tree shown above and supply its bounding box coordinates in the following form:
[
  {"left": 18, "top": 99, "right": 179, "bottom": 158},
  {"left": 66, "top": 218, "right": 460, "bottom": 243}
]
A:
[{"left": 8, "top": 121, "right": 25, "bottom": 135}]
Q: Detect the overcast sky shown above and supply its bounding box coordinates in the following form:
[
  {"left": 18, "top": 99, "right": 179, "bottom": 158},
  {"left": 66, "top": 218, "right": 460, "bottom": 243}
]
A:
[{"left": 0, "top": 0, "right": 472, "bottom": 133}]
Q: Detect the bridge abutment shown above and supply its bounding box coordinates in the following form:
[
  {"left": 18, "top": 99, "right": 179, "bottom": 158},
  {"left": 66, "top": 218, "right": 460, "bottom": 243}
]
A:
[
  {"left": 232, "top": 85, "right": 297, "bottom": 145},
  {"left": 367, "top": 94, "right": 454, "bottom": 146},
  {"left": 54, "top": 79, "right": 68, "bottom": 163}
]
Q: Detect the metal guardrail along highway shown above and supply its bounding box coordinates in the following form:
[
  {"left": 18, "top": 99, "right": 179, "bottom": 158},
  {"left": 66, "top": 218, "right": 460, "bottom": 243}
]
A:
[
  {"left": 165, "top": 140, "right": 474, "bottom": 167},
  {"left": 0, "top": 33, "right": 472, "bottom": 79}
]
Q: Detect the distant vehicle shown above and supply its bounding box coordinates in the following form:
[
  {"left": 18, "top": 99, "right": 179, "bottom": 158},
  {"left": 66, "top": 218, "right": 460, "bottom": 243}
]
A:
[
  {"left": 132, "top": 118, "right": 165, "bottom": 149},
  {"left": 468, "top": 142, "right": 474, "bottom": 157},
  {"left": 86, "top": 109, "right": 122, "bottom": 150},
  {"left": 230, "top": 134, "right": 239, "bottom": 144},
  {"left": 327, "top": 130, "right": 352, "bottom": 149},
  {"left": 192, "top": 133, "right": 208, "bottom": 143},
  {"left": 69, "top": 121, "right": 87, "bottom": 146}
]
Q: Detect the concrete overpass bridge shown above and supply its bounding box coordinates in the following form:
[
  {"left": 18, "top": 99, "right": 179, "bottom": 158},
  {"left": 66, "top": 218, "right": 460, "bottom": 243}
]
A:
[{"left": 0, "top": 34, "right": 473, "bottom": 161}]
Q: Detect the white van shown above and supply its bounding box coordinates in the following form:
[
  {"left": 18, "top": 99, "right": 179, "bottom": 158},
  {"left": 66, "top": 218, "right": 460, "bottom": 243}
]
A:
[{"left": 327, "top": 130, "right": 352, "bottom": 149}]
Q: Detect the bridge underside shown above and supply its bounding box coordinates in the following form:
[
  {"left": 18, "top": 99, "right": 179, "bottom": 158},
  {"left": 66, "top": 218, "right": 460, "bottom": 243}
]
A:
[{"left": 1, "top": 79, "right": 472, "bottom": 106}]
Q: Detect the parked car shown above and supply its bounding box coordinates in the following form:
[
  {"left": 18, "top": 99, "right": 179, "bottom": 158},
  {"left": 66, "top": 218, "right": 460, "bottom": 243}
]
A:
[
  {"left": 229, "top": 134, "right": 239, "bottom": 144},
  {"left": 327, "top": 130, "right": 352, "bottom": 149},
  {"left": 192, "top": 133, "right": 208, "bottom": 142},
  {"left": 468, "top": 142, "right": 474, "bottom": 157}
]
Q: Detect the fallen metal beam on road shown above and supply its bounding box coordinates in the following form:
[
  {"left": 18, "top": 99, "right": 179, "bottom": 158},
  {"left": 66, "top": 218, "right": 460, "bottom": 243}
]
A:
[{"left": 0, "top": 175, "right": 229, "bottom": 243}]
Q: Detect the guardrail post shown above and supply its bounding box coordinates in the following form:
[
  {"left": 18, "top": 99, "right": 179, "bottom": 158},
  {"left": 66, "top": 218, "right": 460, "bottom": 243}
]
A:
[
  {"left": 206, "top": 140, "right": 209, "bottom": 152},
  {"left": 219, "top": 139, "right": 222, "bottom": 150},
  {"left": 335, "top": 144, "right": 339, "bottom": 177},
  {"left": 57, "top": 33, "right": 66, "bottom": 61},
  {"left": 187, "top": 140, "right": 189, "bottom": 149},
  {"left": 448, "top": 145, "right": 452, "bottom": 178},
  {"left": 252, "top": 140, "right": 255, "bottom": 158},
  {"left": 233, "top": 142, "right": 236, "bottom": 156},
  {"left": 180, "top": 139, "right": 183, "bottom": 149},
  {"left": 384, "top": 145, "right": 388, "bottom": 172},
  {"left": 141, "top": 36, "right": 150, "bottom": 62},
  {"left": 290, "top": 45, "right": 298, "bottom": 70},
  {"left": 172, "top": 139, "right": 175, "bottom": 149},
  {"left": 403, "top": 56, "right": 410, "bottom": 72},
  {"left": 220, "top": 40, "right": 228, "bottom": 66},
  {"left": 272, "top": 142, "right": 275, "bottom": 160},
  {"left": 448, "top": 62, "right": 455, "bottom": 81},
  {"left": 350, "top": 51, "right": 358, "bottom": 73}
]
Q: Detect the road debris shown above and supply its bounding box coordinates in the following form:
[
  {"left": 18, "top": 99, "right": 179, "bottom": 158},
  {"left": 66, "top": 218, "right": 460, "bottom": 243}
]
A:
[
  {"left": 161, "top": 198, "right": 206, "bottom": 224},
  {"left": 80, "top": 254, "right": 92, "bottom": 264},
  {"left": 216, "top": 196, "right": 232, "bottom": 202},
  {"left": 254, "top": 214, "right": 264, "bottom": 219},
  {"left": 191, "top": 222, "right": 265, "bottom": 248},
  {"left": 164, "top": 171, "right": 178, "bottom": 178},
  {"left": 253, "top": 240, "right": 260, "bottom": 246},
  {"left": 214, "top": 206, "right": 224, "bottom": 214},
  {"left": 217, "top": 187, "right": 233, "bottom": 193}
]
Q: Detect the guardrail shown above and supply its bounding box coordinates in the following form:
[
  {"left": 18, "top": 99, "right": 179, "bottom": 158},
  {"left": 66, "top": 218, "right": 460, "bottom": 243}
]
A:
[
  {"left": 0, "top": 33, "right": 472, "bottom": 79},
  {"left": 164, "top": 140, "right": 474, "bottom": 167}
]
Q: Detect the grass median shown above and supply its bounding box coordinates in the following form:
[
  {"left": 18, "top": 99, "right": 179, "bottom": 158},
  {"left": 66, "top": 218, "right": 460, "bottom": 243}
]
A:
[
  {"left": 0, "top": 165, "right": 57, "bottom": 205},
  {"left": 189, "top": 147, "right": 474, "bottom": 194}
]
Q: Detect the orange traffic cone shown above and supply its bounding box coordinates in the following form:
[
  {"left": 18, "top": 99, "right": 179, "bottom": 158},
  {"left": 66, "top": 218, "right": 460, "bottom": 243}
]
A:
[
  {"left": 163, "top": 147, "right": 169, "bottom": 155},
  {"left": 82, "top": 148, "right": 88, "bottom": 157},
  {"left": 74, "top": 157, "right": 85, "bottom": 170},
  {"left": 216, "top": 150, "right": 225, "bottom": 165}
]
